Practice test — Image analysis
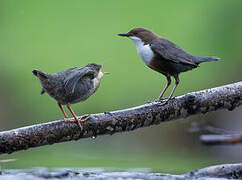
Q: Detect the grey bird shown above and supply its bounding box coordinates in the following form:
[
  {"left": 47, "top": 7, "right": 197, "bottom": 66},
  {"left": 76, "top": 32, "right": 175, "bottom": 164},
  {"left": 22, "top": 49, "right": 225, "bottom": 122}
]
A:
[
  {"left": 118, "top": 27, "right": 220, "bottom": 103},
  {"left": 32, "top": 63, "right": 109, "bottom": 128}
]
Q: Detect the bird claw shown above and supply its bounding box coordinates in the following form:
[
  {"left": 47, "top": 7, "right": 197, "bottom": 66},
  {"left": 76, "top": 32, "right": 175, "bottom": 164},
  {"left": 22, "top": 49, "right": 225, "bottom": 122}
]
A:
[
  {"left": 77, "top": 116, "right": 89, "bottom": 130},
  {"left": 147, "top": 97, "right": 168, "bottom": 104},
  {"left": 62, "top": 117, "right": 69, "bottom": 121},
  {"left": 156, "top": 100, "right": 169, "bottom": 106},
  {"left": 67, "top": 116, "right": 90, "bottom": 130},
  {"left": 158, "top": 97, "right": 168, "bottom": 101},
  {"left": 79, "top": 115, "right": 90, "bottom": 122},
  {"left": 154, "top": 97, "right": 176, "bottom": 106},
  {"left": 154, "top": 97, "right": 168, "bottom": 102}
]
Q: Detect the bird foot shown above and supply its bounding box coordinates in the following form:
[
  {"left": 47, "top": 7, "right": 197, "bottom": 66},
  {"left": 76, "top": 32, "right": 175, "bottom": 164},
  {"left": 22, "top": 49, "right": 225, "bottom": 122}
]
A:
[
  {"left": 157, "top": 97, "right": 168, "bottom": 101},
  {"left": 169, "top": 97, "right": 176, "bottom": 101},
  {"left": 146, "top": 97, "right": 167, "bottom": 104},
  {"left": 155, "top": 97, "right": 168, "bottom": 102},
  {"left": 156, "top": 100, "right": 169, "bottom": 106},
  {"left": 67, "top": 116, "right": 89, "bottom": 130},
  {"left": 146, "top": 98, "right": 166, "bottom": 104},
  {"left": 154, "top": 97, "right": 176, "bottom": 106}
]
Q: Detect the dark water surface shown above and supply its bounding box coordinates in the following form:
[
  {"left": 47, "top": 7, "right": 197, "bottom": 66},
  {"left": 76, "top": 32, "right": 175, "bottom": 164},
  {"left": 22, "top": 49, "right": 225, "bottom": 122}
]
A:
[{"left": 0, "top": 168, "right": 184, "bottom": 180}]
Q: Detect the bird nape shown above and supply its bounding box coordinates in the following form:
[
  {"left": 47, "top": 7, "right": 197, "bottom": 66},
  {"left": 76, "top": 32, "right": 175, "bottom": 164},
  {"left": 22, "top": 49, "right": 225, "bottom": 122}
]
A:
[
  {"left": 118, "top": 27, "right": 220, "bottom": 104},
  {"left": 32, "top": 63, "right": 109, "bottom": 129}
]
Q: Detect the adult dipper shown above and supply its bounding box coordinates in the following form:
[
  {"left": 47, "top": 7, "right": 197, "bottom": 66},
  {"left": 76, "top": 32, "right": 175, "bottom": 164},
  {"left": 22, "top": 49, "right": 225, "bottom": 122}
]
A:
[
  {"left": 32, "top": 63, "right": 109, "bottom": 129},
  {"left": 118, "top": 27, "right": 220, "bottom": 103}
]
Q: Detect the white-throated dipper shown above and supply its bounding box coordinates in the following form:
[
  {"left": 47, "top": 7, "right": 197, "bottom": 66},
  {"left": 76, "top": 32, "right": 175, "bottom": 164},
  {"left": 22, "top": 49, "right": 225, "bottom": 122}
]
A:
[
  {"left": 32, "top": 63, "right": 109, "bottom": 129},
  {"left": 118, "top": 27, "right": 220, "bottom": 103}
]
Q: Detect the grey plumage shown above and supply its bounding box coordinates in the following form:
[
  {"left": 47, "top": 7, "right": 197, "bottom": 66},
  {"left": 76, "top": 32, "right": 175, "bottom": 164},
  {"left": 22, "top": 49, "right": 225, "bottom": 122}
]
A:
[
  {"left": 33, "top": 63, "right": 102, "bottom": 105},
  {"left": 150, "top": 38, "right": 220, "bottom": 72},
  {"left": 150, "top": 39, "right": 198, "bottom": 67},
  {"left": 195, "top": 56, "right": 220, "bottom": 63},
  {"left": 32, "top": 63, "right": 108, "bottom": 129},
  {"left": 149, "top": 39, "right": 220, "bottom": 76}
]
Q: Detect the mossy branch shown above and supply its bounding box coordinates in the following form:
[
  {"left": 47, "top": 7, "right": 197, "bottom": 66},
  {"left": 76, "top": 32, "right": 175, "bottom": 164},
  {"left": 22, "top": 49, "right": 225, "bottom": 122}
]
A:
[{"left": 0, "top": 81, "right": 241, "bottom": 155}]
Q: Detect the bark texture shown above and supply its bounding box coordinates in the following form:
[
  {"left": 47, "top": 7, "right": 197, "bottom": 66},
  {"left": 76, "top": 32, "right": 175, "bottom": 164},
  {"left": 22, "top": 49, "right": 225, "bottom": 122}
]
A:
[{"left": 0, "top": 81, "right": 241, "bottom": 154}]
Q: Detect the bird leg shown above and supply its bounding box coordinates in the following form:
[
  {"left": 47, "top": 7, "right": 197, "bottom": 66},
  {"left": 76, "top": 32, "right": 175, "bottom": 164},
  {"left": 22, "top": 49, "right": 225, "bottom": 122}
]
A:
[
  {"left": 66, "top": 104, "right": 89, "bottom": 129},
  {"left": 157, "top": 76, "right": 171, "bottom": 101},
  {"left": 156, "top": 75, "right": 179, "bottom": 105},
  {"left": 57, "top": 103, "right": 68, "bottom": 119},
  {"left": 168, "top": 75, "right": 179, "bottom": 99}
]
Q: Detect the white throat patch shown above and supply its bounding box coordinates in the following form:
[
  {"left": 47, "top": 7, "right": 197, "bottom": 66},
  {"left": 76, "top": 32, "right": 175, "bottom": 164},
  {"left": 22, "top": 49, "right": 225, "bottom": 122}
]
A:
[
  {"left": 129, "top": 36, "right": 154, "bottom": 65},
  {"left": 93, "top": 71, "right": 103, "bottom": 89},
  {"left": 97, "top": 71, "right": 104, "bottom": 80}
]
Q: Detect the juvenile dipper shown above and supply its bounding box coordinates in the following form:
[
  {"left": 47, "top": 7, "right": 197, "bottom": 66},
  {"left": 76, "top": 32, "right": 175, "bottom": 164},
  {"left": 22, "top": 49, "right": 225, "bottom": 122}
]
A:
[
  {"left": 32, "top": 63, "right": 109, "bottom": 129},
  {"left": 118, "top": 27, "right": 220, "bottom": 103}
]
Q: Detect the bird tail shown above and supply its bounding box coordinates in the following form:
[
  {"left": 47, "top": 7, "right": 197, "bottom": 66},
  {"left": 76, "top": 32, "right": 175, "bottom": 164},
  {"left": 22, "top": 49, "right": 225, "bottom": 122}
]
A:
[
  {"left": 32, "top": 69, "right": 49, "bottom": 80},
  {"left": 195, "top": 56, "right": 220, "bottom": 64}
]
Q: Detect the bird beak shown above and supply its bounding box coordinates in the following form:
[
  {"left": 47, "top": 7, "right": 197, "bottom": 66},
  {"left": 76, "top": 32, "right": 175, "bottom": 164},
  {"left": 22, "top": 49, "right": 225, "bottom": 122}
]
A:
[
  {"left": 103, "top": 72, "right": 110, "bottom": 75},
  {"left": 118, "top": 33, "right": 129, "bottom": 37}
]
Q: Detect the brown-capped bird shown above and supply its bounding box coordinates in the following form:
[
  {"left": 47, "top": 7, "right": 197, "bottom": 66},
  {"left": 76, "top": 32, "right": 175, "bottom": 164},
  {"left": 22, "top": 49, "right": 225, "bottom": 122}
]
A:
[
  {"left": 32, "top": 63, "right": 109, "bottom": 129},
  {"left": 118, "top": 27, "right": 220, "bottom": 103}
]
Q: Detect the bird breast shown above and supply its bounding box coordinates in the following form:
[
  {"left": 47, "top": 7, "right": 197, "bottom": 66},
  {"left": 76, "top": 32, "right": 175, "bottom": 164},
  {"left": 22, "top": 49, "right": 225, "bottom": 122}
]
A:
[
  {"left": 93, "top": 71, "right": 104, "bottom": 90},
  {"left": 93, "top": 78, "right": 100, "bottom": 90},
  {"left": 130, "top": 36, "right": 154, "bottom": 65}
]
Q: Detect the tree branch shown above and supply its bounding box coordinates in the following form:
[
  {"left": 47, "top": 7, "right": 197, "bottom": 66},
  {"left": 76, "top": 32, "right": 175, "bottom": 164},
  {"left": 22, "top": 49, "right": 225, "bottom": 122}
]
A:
[
  {"left": 189, "top": 123, "right": 242, "bottom": 145},
  {"left": 201, "top": 134, "right": 242, "bottom": 145},
  {"left": 0, "top": 81, "right": 241, "bottom": 155}
]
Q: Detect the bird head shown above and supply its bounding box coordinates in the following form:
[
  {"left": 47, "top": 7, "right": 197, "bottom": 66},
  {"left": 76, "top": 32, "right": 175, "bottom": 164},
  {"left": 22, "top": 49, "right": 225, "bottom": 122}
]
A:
[
  {"left": 118, "top": 27, "right": 158, "bottom": 45},
  {"left": 85, "top": 63, "right": 110, "bottom": 80}
]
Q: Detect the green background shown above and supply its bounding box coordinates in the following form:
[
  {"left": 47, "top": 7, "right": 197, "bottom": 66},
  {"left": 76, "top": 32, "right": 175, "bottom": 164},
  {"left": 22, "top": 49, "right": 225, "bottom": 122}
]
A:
[{"left": 0, "top": 0, "right": 241, "bottom": 173}]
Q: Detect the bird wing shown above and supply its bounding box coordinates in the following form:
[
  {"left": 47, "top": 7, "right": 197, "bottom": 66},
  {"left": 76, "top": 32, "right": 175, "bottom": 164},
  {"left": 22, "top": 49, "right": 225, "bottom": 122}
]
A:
[
  {"left": 150, "top": 39, "right": 198, "bottom": 66},
  {"left": 64, "top": 67, "right": 94, "bottom": 93}
]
